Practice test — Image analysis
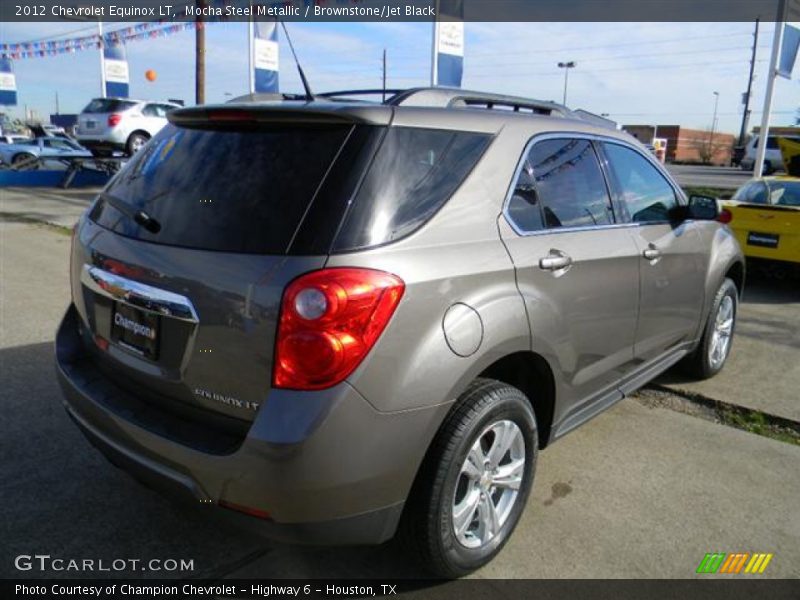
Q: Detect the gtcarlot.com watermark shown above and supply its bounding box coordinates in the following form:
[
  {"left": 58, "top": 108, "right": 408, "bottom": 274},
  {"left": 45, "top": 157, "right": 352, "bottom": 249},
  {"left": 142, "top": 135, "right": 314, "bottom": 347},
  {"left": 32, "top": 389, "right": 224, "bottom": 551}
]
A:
[{"left": 14, "top": 554, "right": 194, "bottom": 573}]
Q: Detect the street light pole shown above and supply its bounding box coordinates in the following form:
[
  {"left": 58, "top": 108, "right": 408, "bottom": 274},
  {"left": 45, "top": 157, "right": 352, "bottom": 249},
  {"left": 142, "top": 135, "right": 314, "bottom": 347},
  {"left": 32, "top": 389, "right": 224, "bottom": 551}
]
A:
[
  {"left": 557, "top": 61, "right": 576, "bottom": 105},
  {"left": 709, "top": 91, "right": 720, "bottom": 165},
  {"left": 711, "top": 91, "right": 720, "bottom": 142},
  {"left": 98, "top": 21, "right": 106, "bottom": 98}
]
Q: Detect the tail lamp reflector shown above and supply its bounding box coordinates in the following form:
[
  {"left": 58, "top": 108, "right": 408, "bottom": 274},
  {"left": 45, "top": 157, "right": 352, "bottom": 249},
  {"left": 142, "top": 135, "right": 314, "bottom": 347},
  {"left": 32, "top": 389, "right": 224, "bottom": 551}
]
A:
[{"left": 273, "top": 268, "right": 405, "bottom": 391}]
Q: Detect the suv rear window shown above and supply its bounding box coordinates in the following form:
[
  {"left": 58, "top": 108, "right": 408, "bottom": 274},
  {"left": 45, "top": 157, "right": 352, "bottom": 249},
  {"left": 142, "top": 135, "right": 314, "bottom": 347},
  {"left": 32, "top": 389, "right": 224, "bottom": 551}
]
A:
[
  {"left": 90, "top": 123, "right": 353, "bottom": 254},
  {"left": 332, "top": 127, "right": 491, "bottom": 251},
  {"left": 82, "top": 99, "right": 138, "bottom": 113}
]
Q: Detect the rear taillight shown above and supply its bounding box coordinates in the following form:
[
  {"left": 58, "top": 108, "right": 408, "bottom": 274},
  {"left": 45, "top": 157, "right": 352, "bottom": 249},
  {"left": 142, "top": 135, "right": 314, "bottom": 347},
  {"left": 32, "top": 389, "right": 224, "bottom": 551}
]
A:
[
  {"left": 273, "top": 268, "right": 405, "bottom": 391},
  {"left": 107, "top": 113, "right": 122, "bottom": 127},
  {"left": 718, "top": 209, "right": 733, "bottom": 224}
]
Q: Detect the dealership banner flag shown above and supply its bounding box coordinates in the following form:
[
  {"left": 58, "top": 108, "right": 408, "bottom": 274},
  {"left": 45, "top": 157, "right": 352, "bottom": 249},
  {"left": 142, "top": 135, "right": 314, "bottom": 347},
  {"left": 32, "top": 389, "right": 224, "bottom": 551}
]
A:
[
  {"left": 253, "top": 21, "right": 279, "bottom": 93},
  {"left": 432, "top": 0, "right": 464, "bottom": 87},
  {"left": 778, "top": 24, "right": 800, "bottom": 78},
  {"left": 104, "top": 38, "right": 129, "bottom": 97},
  {"left": 0, "top": 57, "right": 17, "bottom": 105}
]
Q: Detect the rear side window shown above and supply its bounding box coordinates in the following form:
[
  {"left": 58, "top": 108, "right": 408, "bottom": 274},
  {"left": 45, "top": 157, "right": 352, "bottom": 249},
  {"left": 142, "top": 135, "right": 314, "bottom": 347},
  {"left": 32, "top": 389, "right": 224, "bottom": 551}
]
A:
[
  {"left": 732, "top": 182, "right": 768, "bottom": 204},
  {"left": 771, "top": 182, "right": 800, "bottom": 206},
  {"left": 90, "top": 123, "right": 352, "bottom": 254},
  {"left": 332, "top": 127, "right": 490, "bottom": 251},
  {"left": 507, "top": 138, "right": 613, "bottom": 232},
  {"left": 602, "top": 142, "right": 678, "bottom": 223},
  {"left": 82, "top": 99, "right": 137, "bottom": 113}
]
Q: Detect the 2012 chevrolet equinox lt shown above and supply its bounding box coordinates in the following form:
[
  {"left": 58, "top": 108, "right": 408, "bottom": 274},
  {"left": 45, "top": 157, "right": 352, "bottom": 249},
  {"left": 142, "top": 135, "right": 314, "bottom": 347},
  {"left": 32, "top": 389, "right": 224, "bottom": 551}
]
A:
[{"left": 56, "top": 88, "right": 744, "bottom": 577}]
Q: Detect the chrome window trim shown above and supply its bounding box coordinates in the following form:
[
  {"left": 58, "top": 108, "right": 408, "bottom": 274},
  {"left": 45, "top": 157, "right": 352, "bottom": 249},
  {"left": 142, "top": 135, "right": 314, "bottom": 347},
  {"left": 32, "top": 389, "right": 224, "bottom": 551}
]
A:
[
  {"left": 81, "top": 265, "right": 199, "bottom": 323},
  {"left": 502, "top": 131, "right": 687, "bottom": 237}
]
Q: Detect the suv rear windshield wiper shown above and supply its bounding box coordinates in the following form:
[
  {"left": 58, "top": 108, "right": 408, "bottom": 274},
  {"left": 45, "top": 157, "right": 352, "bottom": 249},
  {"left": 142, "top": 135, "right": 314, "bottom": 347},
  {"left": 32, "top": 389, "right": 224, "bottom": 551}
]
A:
[{"left": 99, "top": 191, "right": 162, "bottom": 234}]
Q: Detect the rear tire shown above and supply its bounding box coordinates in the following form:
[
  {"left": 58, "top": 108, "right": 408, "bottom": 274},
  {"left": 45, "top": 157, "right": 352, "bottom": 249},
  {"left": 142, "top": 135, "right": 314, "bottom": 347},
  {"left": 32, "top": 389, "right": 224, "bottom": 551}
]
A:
[
  {"left": 126, "top": 132, "right": 150, "bottom": 156},
  {"left": 400, "top": 378, "right": 537, "bottom": 578},
  {"left": 681, "top": 278, "right": 738, "bottom": 380},
  {"left": 12, "top": 153, "right": 39, "bottom": 170}
]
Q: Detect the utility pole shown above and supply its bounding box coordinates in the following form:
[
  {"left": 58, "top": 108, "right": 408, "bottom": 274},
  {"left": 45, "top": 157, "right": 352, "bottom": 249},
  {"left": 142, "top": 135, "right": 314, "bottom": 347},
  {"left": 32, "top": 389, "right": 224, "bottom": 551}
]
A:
[
  {"left": 738, "top": 18, "right": 760, "bottom": 146},
  {"left": 55, "top": 91, "right": 59, "bottom": 114},
  {"left": 382, "top": 49, "right": 387, "bottom": 102},
  {"left": 195, "top": 0, "right": 206, "bottom": 105}
]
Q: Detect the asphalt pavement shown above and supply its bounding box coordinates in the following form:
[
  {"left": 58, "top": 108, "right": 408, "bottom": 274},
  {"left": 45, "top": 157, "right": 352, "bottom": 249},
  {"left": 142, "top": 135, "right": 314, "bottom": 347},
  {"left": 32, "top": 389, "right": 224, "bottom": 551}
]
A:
[
  {"left": 666, "top": 164, "right": 753, "bottom": 191},
  {"left": 1, "top": 219, "right": 798, "bottom": 580},
  {"left": 657, "top": 273, "right": 800, "bottom": 423}
]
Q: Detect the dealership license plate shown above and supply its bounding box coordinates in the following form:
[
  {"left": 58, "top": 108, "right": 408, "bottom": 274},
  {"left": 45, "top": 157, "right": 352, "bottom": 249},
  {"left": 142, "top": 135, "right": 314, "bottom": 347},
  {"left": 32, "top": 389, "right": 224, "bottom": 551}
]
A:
[
  {"left": 747, "top": 231, "right": 780, "bottom": 249},
  {"left": 111, "top": 303, "right": 160, "bottom": 359}
]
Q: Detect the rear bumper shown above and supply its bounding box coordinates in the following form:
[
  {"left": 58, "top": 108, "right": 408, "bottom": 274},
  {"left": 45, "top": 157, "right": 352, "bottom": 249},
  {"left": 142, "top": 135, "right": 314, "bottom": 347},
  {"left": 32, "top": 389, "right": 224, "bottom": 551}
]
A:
[{"left": 55, "top": 304, "right": 442, "bottom": 545}]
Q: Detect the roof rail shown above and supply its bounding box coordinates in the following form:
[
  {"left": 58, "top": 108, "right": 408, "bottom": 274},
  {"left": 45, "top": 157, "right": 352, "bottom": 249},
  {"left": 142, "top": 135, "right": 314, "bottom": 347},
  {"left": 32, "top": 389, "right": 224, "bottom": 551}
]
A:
[
  {"left": 227, "top": 92, "right": 310, "bottom": 104},
  {"left": 318, "top": 89, "right": 406, "bottom": 101},
  {"left": 386, "top": 87, "right": 573, "bottom": 117}
]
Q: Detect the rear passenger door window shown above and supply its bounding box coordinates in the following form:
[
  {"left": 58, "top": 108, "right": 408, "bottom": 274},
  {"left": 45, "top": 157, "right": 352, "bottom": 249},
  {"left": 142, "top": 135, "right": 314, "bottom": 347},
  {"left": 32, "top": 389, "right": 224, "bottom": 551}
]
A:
[
  {"left": 506, "top": 138, "right": 614, "bottom": 232},
  {"left": 601, "top": 143, "right": 678, "bottom": 223}
]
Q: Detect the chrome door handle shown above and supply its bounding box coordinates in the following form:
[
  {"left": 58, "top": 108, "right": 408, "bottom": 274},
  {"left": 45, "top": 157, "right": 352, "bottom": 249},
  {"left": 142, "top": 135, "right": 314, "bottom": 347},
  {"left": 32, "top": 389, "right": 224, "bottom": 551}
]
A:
[
  {"left": 642, "top": 246, "right": 662, "bottom": 261},
  {"left": 539, "top": 252, "right": 573, "bottom": 271}
]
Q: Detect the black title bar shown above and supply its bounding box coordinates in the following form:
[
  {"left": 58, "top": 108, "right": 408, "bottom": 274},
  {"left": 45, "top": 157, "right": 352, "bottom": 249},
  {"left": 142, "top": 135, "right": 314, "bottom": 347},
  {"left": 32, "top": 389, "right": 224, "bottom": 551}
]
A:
[
  {"left": 0, "top": 0, "right": 794, "bottom": 23},
  {"left": 4, "top": 579, "right": 800, "bottom": 600}
]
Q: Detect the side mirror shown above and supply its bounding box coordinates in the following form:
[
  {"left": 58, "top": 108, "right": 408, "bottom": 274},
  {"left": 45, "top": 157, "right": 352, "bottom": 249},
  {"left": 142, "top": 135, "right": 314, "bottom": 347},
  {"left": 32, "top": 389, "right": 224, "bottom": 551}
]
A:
[{"left": 686, "top": 195, "right": 720, "bottom": 221}]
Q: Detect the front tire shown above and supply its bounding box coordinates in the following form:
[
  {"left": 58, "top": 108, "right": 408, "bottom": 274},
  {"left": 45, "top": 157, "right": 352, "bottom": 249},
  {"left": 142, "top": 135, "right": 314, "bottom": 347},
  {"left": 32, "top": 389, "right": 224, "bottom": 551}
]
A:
[
  {"left": 681, "top": 278, "right": 738, "bottom": 379},
  {"left": 401, "top": 378, "right": 537, "bottom": 578}
]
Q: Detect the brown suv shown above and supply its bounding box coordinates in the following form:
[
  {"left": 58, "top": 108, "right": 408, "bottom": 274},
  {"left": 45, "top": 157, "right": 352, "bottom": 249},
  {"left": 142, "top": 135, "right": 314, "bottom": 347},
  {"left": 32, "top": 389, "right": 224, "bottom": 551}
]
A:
[{"left": 56, "top": 88, "right": 744, "bottom": 577}]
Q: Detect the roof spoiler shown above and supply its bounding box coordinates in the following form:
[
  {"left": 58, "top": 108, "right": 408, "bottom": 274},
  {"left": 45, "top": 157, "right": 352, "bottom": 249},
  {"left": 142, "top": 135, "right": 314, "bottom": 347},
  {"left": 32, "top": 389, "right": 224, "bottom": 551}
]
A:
[{"left": 168, "top": 104, "right": 391, "bottom": 127}]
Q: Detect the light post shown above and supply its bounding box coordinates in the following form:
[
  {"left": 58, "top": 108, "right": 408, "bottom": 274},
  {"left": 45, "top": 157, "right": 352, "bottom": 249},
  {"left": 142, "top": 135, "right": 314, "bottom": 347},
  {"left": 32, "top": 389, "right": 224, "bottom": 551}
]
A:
[
  {"left": 710, "top": 91, "right": 720, "bottom": 164},
  {"left": 557, "top": 61, "right": 576, "bottom": 105}
]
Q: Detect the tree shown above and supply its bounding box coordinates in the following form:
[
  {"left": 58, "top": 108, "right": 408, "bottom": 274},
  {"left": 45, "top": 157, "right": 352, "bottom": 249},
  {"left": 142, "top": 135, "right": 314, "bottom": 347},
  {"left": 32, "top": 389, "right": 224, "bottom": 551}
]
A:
[{"left": 690, "top": 129, "right": 733, "bottom": 165}]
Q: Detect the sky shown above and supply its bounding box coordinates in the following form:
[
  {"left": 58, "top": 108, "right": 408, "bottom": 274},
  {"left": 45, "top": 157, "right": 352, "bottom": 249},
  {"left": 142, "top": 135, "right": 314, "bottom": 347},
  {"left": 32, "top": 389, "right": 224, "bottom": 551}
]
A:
[{"left": 0, "top": 20, "right": 798, "bottom": 134}]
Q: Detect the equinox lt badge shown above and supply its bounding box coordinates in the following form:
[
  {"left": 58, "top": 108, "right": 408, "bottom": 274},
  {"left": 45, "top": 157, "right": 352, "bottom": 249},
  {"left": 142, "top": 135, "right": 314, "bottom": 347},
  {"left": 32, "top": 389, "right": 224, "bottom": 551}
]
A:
[{"left": 193, "top": 388, "right": 260, "bottom": 411}]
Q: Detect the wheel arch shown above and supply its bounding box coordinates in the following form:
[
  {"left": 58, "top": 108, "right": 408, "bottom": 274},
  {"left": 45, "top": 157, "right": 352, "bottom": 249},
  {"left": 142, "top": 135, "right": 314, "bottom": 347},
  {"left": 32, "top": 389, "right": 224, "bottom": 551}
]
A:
[
  {"left": 724, "top": 259, "right": 745, "bottom": 297},
  {"left": 477, "top": 351, "right": 556, "bottom": 449}
]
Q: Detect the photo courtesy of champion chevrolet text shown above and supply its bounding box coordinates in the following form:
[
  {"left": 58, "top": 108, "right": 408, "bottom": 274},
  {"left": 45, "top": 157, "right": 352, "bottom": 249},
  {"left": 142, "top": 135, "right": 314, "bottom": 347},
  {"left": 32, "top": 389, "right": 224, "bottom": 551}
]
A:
[{"left": 0, "top": 1, "right": 798, "bottom": 599}]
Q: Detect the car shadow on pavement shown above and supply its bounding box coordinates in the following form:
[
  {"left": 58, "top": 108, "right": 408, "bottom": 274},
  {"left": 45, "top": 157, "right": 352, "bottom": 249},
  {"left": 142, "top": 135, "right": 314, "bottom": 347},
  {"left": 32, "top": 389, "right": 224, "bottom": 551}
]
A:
[
  {"left": 0, "top": 341, "right": 426, "bottom": 580},
  {"left": 742, "top": 268, "right": 800, "bottom": 305}
]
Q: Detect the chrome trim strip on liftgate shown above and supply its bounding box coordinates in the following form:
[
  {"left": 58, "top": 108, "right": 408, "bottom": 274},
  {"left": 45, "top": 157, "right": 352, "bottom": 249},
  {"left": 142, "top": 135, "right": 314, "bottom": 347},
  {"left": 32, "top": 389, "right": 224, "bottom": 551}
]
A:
[{"left": 81, "top": 265, "right": 199, "bottom": 323}]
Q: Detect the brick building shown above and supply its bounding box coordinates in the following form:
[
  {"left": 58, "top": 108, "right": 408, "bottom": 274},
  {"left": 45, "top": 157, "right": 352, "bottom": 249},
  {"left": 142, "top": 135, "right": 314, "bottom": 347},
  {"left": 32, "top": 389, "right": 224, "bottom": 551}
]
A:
[{"left": 622, "top": 125, "right": 736, "bottom": 166}]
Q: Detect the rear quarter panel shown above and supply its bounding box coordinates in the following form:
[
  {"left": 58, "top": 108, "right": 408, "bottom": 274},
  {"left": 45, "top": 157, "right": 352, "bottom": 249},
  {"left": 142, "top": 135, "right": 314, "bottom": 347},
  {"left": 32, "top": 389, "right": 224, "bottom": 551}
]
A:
[{"left": 325, "top": 129, "right": 532, "bottom": 414}]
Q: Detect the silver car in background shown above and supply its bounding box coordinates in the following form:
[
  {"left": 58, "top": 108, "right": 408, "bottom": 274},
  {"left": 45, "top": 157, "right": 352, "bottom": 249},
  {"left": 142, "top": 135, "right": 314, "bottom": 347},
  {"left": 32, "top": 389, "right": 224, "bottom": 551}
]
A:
[{"left": 75, "top": 97, "right": 181, "bottom": 157}]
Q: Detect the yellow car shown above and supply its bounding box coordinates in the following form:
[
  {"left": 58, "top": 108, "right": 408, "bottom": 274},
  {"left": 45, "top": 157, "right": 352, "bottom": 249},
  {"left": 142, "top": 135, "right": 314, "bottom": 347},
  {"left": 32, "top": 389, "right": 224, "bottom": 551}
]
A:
[{"left": 721, "top": 177, "right": 800, "bottom": 265}]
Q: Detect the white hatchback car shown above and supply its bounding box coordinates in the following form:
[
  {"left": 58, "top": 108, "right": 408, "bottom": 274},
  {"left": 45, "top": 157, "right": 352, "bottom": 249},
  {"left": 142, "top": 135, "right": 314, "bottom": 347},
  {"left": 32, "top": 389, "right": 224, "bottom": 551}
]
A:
[
  {"left": 75, "top": 98, "right": 181, "bottom": 157},
  {"left": 740, "top": 134, "right": 800, "bottom": 174}
]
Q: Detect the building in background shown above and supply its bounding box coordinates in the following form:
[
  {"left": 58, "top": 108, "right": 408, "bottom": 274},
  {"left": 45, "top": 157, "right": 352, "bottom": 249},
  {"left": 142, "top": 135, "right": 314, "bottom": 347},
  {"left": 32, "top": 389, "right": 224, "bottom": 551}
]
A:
[{"left": 623, "top": 125, "right": 736, "bottom": 166}]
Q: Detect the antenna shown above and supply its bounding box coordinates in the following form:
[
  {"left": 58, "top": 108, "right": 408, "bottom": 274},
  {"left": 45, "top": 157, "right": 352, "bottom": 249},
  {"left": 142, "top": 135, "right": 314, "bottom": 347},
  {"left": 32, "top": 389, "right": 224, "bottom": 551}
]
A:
[{"left": 280, "top": 21, "right": 315, "bottom": 101}]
